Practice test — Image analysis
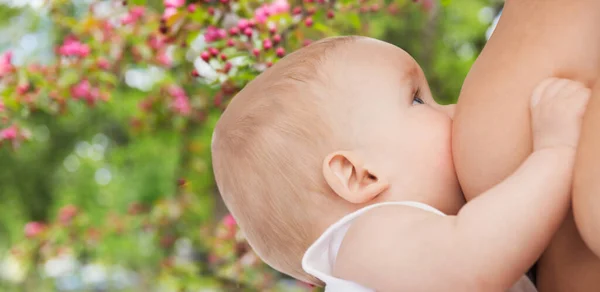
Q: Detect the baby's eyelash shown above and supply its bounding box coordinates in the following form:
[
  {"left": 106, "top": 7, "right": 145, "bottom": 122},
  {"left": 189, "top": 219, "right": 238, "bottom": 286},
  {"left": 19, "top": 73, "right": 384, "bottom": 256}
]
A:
[{"left": 411, "top": 88, "right": 425, "bottom": 105}]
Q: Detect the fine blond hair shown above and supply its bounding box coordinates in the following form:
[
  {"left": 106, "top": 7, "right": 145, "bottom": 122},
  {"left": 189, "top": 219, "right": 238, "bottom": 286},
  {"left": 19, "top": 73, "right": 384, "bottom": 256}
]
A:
[{"left": 211, "top": 36, "right": 359, "bottom": 284}]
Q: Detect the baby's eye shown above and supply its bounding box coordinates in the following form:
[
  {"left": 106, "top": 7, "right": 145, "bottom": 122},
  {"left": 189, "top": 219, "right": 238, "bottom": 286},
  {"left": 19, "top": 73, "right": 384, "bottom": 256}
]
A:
[
  {"left": 412, "top": 96, "right": 425, "bottom": 105},
  {"left": 411, "top": 88, "right": 424, "bottom": 105}
]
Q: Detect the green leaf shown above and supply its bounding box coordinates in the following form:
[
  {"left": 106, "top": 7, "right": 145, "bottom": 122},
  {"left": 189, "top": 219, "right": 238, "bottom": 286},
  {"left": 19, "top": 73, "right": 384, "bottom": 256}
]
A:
[
  {"left": 189, "top": 9, "right": 208, "bottom": 23},
  {"left": 0, "top": 5, "right": 21, "bottom": 27},
  {"left": 347, "top": 13, "right": 361, "bottom": 31},
  {"left": 130, "top": 0, "right": 147, "bottom": 4},
  {"left": 93, "top": 71, "right": 119, "bottom": 86},
  {"left": 186, "top": 31, "right": 201, "bottom": 46},
  {"left": 57, "top": 70, "right": 80, "bottom": 88},
  {"left": 313, "top": 22, "right": 335, "bottom": 35},
  {"left": 313, "top": 9, "right": 325, "bottom": 21}
]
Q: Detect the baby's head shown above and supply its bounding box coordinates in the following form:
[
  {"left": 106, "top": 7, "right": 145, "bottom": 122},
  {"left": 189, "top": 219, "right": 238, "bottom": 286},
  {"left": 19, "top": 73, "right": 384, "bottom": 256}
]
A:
[{"left": 211, "top": 36, "right": 463, "bottom": 284}]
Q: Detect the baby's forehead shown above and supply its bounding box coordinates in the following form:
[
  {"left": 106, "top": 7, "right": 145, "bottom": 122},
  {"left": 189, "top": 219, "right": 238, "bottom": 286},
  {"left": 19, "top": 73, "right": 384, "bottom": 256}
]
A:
[{"left": 322, "top": 39, "right": 420, "bottom": 82}]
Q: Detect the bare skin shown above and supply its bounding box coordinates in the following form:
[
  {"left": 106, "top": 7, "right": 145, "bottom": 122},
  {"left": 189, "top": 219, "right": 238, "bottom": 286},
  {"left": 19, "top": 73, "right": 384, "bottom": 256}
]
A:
[
  {"left": 570, "top": 81, "right": 600, "bottom": 290},
  {"left": 452, "top": 0, "right": 600, "bottom": 291}
]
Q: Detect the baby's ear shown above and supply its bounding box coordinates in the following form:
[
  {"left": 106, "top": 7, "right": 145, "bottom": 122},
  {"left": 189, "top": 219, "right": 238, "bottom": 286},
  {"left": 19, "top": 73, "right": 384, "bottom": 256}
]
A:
[{"left": 322, "top": 151, "right": 389, "bottom": 204}]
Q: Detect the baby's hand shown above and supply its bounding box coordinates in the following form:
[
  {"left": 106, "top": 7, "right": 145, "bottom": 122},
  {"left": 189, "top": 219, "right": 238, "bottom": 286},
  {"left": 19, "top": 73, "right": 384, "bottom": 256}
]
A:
[{"left": 531, "top": 78, "right": 591, "bottom": 151}]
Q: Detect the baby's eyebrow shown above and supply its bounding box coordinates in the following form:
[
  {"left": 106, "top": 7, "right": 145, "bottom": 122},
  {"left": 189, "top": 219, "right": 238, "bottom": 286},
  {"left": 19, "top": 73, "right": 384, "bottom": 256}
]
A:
[{"left": 403, "top": 61, "right": 420, "bottom": 79}]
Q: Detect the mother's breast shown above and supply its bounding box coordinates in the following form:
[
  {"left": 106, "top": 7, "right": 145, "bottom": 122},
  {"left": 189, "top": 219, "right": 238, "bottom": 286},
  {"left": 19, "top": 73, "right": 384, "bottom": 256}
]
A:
[{"left": 453, "top": 0, "right": 600, "bottom": 200}]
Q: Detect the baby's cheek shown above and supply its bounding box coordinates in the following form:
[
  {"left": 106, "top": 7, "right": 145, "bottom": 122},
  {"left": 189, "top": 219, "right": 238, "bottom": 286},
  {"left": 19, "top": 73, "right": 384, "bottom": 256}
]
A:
[{"left": 424, "top": 125, "right": 455, "bottom": 179}]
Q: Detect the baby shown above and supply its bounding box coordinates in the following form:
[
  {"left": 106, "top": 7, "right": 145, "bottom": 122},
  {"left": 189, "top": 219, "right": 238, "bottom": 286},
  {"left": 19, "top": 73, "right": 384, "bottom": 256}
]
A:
[{"left": 211, "top": 36, "right": 590, "bottom": 291}]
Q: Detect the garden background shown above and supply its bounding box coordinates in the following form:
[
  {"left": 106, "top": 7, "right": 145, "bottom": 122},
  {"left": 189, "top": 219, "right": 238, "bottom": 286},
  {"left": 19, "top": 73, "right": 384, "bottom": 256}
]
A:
[{"left": 0, "top": 0, "right": 501, "bottom": 290}]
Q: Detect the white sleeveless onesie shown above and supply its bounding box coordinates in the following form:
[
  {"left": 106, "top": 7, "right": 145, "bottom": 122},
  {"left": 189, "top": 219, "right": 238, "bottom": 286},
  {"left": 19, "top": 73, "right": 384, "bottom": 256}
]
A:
[{"left": 301, "top": 201, "right": 537, "bottom": 292}]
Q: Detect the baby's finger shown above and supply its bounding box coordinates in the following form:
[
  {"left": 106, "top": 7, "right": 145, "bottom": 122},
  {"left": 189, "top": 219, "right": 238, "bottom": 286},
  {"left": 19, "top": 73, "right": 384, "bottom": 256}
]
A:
[
  {"left": 531, "top": 78, "right": 560, "bottom": 107},
  {"left": 570, "top": 87, "right": 592, "bottom": 115},
  {"left": 543, "top": 78, "right": 571, "bottom": 99},
  {"left": 557, "top": 81, "right": 588, "bottom": 99}
]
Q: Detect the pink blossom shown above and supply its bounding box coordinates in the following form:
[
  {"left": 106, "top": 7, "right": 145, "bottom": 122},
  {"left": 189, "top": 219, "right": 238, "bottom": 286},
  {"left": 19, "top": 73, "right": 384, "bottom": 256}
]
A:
[
  {"left": 204, "top": 26, "right": 227, "bottom": 43},
  {"left": 253, "top": 0, "right": 289, "bottom": 23},
  {"left": 157, "top": 51, "right": 172, "bottom": 67},
  {"left": 58, "top": 39, "right": 90, "bottom": 58},
  {"left": 97, "top": 58, "right": 110, "bottom": 70},
  {"left": 102, "top": 21, "right": 115, "bottom": 41},
  {"left": 59, "top": 205, "right": 78, "bottom": 224},
  {"left": 243, "top": 27, "right": 253, "bottom": 37},
  {"left": 0, "top": 51, "right": 13, "bottom": 77},
  {"left": 148, "top": 34, "right": 166, "bottom": 50},
  {"left": 86, "top": 88, "right": 101, "bottom": 105},
  {"left": 121, "top": 13, "right": 135, "bottom": 25},
  {"left": 271, "top": 0, "right": 290, "bottom": 13},
  {"left": 24, "top": 222, "right": 45, "bottom": 238},
  {"left": 71, "top": 80, "right": 102, "bottom": 106},
  {"left": 16, "top": 83, "right": 30, "bottom": 95},
  {"left": 71, "top": 80, "right": 91, "bottom": 99},
  {"left": 171, "top": 95, "right": 191, "bottom": 115},
  {"left": 263, "top": 38, "right": 273, "bottom": 50},
  {"left": 223, "top": 214, "right": 236, "bottom": 228},
  {"left": 168, "top": 86, "right": 190, "bottom": 115},
  {"left": 0, "top": 101, "right": 4, "bottom": 112},
  {"left": 131, "top": 6, "right": 145, "bottom": 17},
  {"left": 253, "top": 8, "right": 269, "bottom": 23},
  {"left": 168, "top": 85, "right": 186, "bottom": 98},
  {"left": 237, "top": 19, "right": 250, "bottom": 30},
  {"left": 123, "top": 6, "right": 145, "bottom": 24},
  {"left": 0, "top": 126, "right": 17, "bottom": 140},
  {"left": 162, "top": 7, "right": 177, "bottom": 20},
  {"left": 164, "top": 0, "right": 185, "bottom": 8},
  {"left": 187, "top": 4, "right": 197, "bottom": 12}
]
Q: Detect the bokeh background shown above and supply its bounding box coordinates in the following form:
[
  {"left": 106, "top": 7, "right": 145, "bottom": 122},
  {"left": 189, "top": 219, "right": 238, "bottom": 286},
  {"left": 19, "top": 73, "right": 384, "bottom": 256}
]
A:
[{"left": 0, "top": 0, "right": 501, "bottom": 290}]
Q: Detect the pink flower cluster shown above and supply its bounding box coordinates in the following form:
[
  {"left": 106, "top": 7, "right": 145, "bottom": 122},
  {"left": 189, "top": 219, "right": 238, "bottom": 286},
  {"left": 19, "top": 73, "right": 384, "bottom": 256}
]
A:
[
  {"left": 223, "top": 214, "right": 237, "bottom": 229},
  {"left": 164, "top": 0, "right": 185, "bottom": 8},
  {"left": 254, "top": 0, "right": 290, "bottom": 23},
  {"left": 236, "top": 19, "right": 256, "bottom": 37},
  {"left": 121, "top": 6, "right": 145, "bottom": 25},
  {"left": 0, "top": 51, "right": 13, "bottom": 77},
  {"left": 148, "top": 34, "right": 166, "bottom": 50},
  {"left": 97, "top": 58, "right": 110, "bottom": 70},
  {"left": 71, "top": 80, "right": 101, "bottom": 105},
  {"left": 16, "top": 83, "right": 30, "bottom": 95},
  {"left": 162, "top": 0, "right": 186, "bottom": 19},
  {"left": 168, "top": 85, "right": 191, "bottom": 115},
  {"left": 24, "top": 222, "right": 46, "bottom": 238},
  {"left": 59, "top": 204, "right": 78, "bottom": 225},
  {"left": 204, "top": 26, "right": 227, "bottom": 43},
  {"left": 0, "top": 125, "right": 18, "bottom": 141},
  {"left": 162, "top": 7, "right": 177, "bottom": 20},
  {"left": 157, "top": 51, "right": 172, "bottom": 67},
  {"left": 58, "top": 38, "right": 90, "bottom": 58}
]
